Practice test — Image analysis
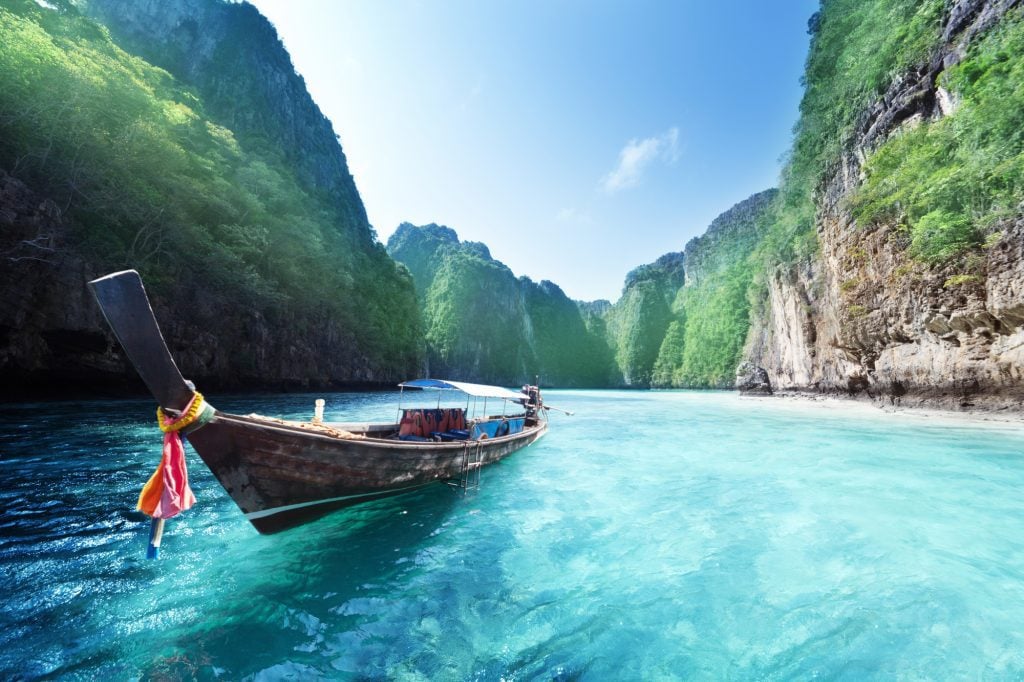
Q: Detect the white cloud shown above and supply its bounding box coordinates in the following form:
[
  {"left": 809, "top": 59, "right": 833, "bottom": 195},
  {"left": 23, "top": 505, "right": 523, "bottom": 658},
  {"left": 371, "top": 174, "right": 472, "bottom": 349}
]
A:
[{"left": 600, "top": 127, "right": 680, "bottom": 193}]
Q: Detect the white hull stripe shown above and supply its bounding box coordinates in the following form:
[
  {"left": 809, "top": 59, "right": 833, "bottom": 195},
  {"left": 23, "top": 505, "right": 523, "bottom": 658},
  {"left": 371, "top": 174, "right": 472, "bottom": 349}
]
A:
[{"left": 244, "top": 483, "right": 429, "bottom": 520}]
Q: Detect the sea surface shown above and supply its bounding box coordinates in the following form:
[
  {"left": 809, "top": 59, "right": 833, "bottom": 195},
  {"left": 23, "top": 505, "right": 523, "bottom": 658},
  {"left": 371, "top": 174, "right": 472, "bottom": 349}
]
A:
[{"left": 3, "top": 390, "right": 1024, "bottom": 679}]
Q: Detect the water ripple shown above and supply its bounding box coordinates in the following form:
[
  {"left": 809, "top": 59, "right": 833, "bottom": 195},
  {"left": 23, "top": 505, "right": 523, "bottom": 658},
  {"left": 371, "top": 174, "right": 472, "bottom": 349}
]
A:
[{"left": 2, "top": 391, "right": 1024, "bottom": 678}]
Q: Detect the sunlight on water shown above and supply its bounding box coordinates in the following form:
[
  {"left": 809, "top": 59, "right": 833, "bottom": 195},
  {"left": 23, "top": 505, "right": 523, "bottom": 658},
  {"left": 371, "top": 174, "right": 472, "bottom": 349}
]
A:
[{"left": 2, "top": 391, "right": 1024, "bottom": 678}]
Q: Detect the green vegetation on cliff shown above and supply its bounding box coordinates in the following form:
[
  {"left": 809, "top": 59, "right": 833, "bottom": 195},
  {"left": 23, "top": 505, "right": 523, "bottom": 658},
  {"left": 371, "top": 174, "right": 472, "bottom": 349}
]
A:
[
  {"left": 81, "top": 0, "right": 369, "bottom": 233},
  {"left": 0, "top": 1, "right": 421, "bottom": 381},
  {"left": 388, "top": 187, "right": 774, "bottom": 390},
  {"left": 604, "top": 253, "right": 685, "bottom": 386},
  {"left": 653, "top": 190, "right": 776, "bottom": 387},
  {"left": 853, "top": 7, "right": 1024, "bottom": 263},
  {"left": 387, "top": 186, "right": 770, "bottom": 387},
  {"left": 387, "top": 224, "right": 615, "bottom": 386},
  {"left": 761, "top": 0, "right": 944, "bottom": 265},
  {"left": 766, "top": 0, "right": 1023, "bottom": 267},
  {"left": 524, "top": 280, "right": 615, "bottom": 387},
  {"left": 422, "top": 247, "right": 528, "bottom": 382}
]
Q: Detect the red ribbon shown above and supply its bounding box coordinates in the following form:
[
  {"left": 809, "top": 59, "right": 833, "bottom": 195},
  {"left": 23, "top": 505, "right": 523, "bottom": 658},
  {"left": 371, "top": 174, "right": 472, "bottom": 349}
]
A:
[{"left": 137, "top": 399, "right": 198, "bottom": 519}]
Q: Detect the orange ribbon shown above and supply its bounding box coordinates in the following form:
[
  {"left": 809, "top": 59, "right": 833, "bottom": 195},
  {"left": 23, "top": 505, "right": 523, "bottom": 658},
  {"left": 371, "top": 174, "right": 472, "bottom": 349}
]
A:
[{"left": 137, "top": 394, "right": 201, "bottom": 518}]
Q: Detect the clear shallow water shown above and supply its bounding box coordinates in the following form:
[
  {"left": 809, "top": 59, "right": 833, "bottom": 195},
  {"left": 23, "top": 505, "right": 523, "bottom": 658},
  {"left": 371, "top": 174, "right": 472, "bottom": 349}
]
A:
[{"left": 3, "top": 390, "right": 1024, "bottom": 679}]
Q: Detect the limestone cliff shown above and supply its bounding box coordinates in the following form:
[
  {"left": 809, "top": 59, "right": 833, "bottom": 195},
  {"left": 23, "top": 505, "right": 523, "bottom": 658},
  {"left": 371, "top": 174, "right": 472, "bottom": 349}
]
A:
[
  {"left": 80, "top": 0, "right": 369, "bottom": 238},
  {"left": 599, "top": 190, "right": 775, "bottom": 389},
  {"left": 0, "top": 0, "right": 421, "bottom": 396},
  {"left": 651, "top": 190, "right": 776, "bottom": 388},
  {"left": 683, "top": 190, "right": 777, "bottom": 288},
  {"left": 744, "top": 0, "right": 1024, "bottom": 409},
  {"left": 604, "top": 252, "right": 685, "bottom": 386},
  {"left": 387, "top": 223, "right": 615, "bottom": 386},
  {"left": 0, "top": 170, "right": 114, "bottom": 390}
]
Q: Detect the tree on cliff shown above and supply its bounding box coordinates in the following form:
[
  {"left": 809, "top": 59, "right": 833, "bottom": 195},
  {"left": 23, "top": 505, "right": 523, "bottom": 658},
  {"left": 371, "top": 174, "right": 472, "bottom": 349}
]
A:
[{"left": 0, "top": 0, "right": 422, "bottom": 390}]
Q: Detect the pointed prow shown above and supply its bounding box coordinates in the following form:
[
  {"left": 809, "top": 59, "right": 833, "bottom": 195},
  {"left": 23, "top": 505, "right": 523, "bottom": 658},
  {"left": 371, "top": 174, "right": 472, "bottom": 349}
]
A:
[{"left": 88, "top": 270, "right": 194, "bottom": 411}]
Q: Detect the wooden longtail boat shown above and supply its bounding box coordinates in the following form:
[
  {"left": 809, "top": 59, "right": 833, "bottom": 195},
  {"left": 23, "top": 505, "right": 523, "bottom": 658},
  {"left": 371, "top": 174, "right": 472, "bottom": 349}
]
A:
[{"left": 89, "top": 270, "right": 550, "bottom": 534}]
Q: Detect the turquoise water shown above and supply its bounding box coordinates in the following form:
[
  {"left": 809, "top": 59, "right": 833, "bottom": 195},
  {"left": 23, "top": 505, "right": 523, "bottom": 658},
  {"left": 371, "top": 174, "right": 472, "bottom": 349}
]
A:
[{"left": 3, "top": 390, "right": 1024, "bottom": 679}]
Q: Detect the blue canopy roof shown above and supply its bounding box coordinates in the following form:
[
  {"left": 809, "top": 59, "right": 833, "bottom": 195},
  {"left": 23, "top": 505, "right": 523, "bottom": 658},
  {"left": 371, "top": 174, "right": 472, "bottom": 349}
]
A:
[{"left": 399, "top": 379, "right": 526, "bottom": 401}]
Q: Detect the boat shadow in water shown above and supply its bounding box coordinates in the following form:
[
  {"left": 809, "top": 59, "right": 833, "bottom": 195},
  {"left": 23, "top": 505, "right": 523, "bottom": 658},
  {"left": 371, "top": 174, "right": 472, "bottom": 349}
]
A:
[
  {"left": 242, "top": 482, "right": 465, "bottom": 591},
  {"left": 272, "top": 484, "right": 465, "bottom": 573}
]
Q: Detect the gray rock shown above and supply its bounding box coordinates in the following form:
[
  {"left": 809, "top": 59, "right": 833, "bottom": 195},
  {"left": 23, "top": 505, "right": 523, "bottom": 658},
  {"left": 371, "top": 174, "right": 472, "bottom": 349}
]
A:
[{"left": 735, "top": 361, "right": 772, "bottom": 395}]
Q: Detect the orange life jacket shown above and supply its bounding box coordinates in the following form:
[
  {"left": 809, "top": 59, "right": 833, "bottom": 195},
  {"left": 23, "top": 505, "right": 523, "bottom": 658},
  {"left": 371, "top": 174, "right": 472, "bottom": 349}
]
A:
[
  {"left": 423, "top": 409, "right": 440, "bottom": 435},
  {"left": 448, "top": 408, "right": 465, "bottom": 431},
  {"left": 399, "top": 409, "right": 423, "bottom": 437},
  {"left": 436, "top": 409, "right": 450, "bottom": 433}
]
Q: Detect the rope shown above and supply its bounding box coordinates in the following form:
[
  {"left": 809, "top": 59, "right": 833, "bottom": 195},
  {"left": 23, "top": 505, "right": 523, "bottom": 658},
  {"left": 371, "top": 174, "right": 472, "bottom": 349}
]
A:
[{"left": 243, "top": 413, "right": 365, "bottom": 439}]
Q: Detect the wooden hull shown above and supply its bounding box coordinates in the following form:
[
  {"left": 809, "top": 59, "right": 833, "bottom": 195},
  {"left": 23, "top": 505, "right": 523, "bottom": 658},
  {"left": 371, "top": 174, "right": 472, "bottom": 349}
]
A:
[
  {"left": 87, "top": 270, "right": 550, "bottom": 534},
  {"left": 186, "top": 413, "right": 548, "bottom": 533}
]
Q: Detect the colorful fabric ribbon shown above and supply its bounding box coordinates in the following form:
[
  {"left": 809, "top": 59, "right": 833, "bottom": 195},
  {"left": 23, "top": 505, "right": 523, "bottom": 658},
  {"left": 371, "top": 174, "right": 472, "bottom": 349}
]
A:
[{"left": 137, "top": 392, "right": 207, "bottom": 519}]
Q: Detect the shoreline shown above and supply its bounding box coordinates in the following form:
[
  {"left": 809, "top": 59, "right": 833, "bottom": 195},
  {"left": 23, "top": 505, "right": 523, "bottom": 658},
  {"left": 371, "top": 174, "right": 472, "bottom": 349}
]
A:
[
  {"left": 5, "top": 380, "right": 1023, "bottom": 428},
  {"left": 743, "top": 389, "right": 1024, "bottom": 427}
]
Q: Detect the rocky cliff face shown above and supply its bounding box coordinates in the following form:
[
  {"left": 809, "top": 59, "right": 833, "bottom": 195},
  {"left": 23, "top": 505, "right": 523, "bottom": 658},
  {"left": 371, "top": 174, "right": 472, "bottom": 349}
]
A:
[
  {"left": 387, "top": 223, "right": 615, "bottom": 386},
  {"left": 744, "top": 0, "right": 1024, "bottom": 409},
  {"left": 604, "top": 252, "right": 685, "bottom": 386},
  {"left": 0, "top": 1, "right": 421, "bottom": 396},
  {"left": 0, "top": 172, "right": 406, "bottom": 396},
  {"left": 80, "top": 0, "right": 370, "bottom": 238},
  {"left": 683, "top": 189, "right": 777, "bottom": 287},
  {"left": 0, "top": 171, "right": 117, "bottom": 392}
]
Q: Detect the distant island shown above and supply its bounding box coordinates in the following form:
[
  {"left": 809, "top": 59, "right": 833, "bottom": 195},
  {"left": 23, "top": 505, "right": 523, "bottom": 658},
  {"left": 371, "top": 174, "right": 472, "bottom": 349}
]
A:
[
  {"left": 385, "top": 189, "right": 773, "bottom": 390},
  {"left": 1, "top": 0, "right": 1022, "bottom": 410}
]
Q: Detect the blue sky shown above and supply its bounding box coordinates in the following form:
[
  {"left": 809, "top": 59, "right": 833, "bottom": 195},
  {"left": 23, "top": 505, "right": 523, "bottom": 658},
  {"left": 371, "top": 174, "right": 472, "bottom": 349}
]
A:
[{"left": 248, "top": 0, "right": 819, "bottom": 302}]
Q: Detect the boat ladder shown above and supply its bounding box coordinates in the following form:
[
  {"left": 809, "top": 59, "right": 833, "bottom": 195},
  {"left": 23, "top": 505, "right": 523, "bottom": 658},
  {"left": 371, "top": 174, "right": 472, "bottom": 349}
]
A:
[{"left": 449, "top": 441, "right": 483, "bottom": 491}]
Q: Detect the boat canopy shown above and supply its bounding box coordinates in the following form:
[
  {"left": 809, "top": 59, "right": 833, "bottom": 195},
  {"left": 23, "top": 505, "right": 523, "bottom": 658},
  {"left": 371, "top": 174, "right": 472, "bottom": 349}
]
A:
[{"left": 399, "top": 379, "right": 526, "bottom": 401}]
